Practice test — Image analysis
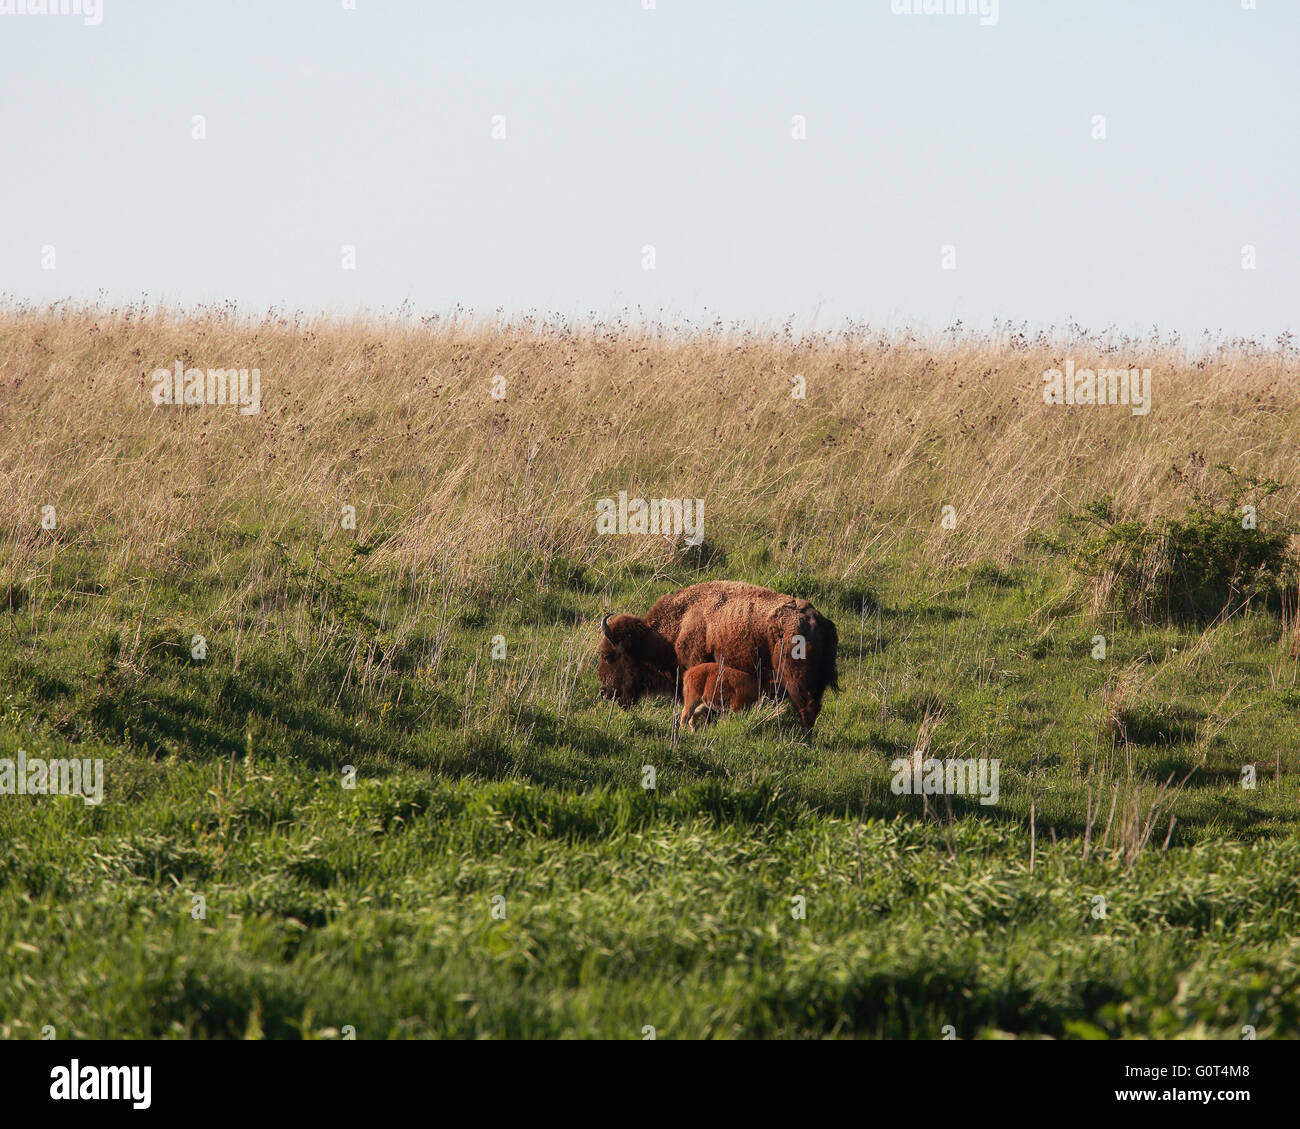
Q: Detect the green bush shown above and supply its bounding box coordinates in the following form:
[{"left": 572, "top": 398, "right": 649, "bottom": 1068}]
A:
[{"left": 1067, "top": 466, "right": 1296, "bottom": 622}]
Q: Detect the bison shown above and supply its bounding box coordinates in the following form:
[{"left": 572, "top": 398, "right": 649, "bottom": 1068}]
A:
[
  {"left": 598, "top": 580, "right": 839, "bottom": 732},
  {"left": 678, "top": 662, "right": 761, "bottom": 732}
]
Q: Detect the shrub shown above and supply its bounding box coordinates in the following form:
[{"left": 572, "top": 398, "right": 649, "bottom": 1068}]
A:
[{"left": 1066, "top": 466, "right": 1296, "bottom": 622}]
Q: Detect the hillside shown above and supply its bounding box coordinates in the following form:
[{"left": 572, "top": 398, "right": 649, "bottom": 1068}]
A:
[{"left": 2, "top": 307, "right": 1299, "bottom": 1038}]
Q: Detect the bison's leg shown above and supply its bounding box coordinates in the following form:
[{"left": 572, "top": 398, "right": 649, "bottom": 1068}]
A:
[
  {"left": 677, "top": 699, "right": 692, "bottom": 732},
  {"left": 775, "top": 657, "right": 821, "bottom": 733},
  {"left": 693, "top": 669, "right": 724, "bottom": 730},
  {"left": 679, "top": 670, "right": 702, "bottom": 732},
  {"left": 681, "top": 664, "right": 722, "bottom": 732}
]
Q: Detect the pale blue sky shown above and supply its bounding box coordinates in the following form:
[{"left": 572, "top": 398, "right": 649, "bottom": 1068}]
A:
[{"left": 2, "top": 0, "right": 1295, "bottom": 339}]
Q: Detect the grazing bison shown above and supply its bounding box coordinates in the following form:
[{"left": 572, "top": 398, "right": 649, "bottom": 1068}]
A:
[
  {"left": 598, "top": 581, "right": 839, "bottom": 732},
  {"left": 678, "top": 662, "right": 761, "bottom": 732}
]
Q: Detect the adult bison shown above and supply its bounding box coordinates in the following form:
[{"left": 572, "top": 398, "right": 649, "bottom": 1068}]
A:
[{"left": 598, "top": 581, "right": 839, "bottom": 732}]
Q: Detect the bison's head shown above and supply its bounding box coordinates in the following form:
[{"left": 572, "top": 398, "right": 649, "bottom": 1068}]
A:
[{"left": 597, "top": 613, "right": 678, "bottom": 707}]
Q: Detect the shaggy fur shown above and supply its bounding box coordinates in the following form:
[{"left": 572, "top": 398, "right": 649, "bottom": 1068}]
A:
[
  {"left": 678, "top": 662, "right": 761, "bottom": 731},
  {"left": 598, "top": 581, "right": 840, "bottom": 732}
]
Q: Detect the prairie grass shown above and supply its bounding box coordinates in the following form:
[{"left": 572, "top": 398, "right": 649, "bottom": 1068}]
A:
[{"left": 1, "top": 305, "right": 1299, "bottom": 1038}]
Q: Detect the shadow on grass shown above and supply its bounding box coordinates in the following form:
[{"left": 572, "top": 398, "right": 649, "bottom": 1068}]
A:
[{"left": 1117, "top": 704, "right": 1202, "bottom": 746}]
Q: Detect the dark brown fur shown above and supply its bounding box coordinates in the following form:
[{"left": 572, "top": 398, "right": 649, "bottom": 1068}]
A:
[
  {"left": 598, "top": 581, "right": 839, "bottom": 732},
  {"left": 678, "top": 662, "right": 761, "bottom": 731}
]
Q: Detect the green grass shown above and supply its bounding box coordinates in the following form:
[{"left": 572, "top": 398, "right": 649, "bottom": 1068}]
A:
[{"left": 2, "top": 539, "right": 1299, "bottom": 1039}]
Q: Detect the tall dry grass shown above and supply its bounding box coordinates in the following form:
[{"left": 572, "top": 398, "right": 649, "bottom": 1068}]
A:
[{"left": 2, "top": 305, "right": 1298, "bottom": 630}]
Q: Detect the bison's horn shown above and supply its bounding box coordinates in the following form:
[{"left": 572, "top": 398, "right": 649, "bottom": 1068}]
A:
[{"left": 601, "top": 613, "right": 616, "bottom": 641}]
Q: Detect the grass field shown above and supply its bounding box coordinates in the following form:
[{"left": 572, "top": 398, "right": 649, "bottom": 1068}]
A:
[{"left": 2, "top": 306, "right": 1299, "bottom": 1039}]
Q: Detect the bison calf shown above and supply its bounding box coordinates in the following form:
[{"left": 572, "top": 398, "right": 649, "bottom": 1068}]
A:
[{"left": 678, "top": 662, "right": 761, "bottom": 732}]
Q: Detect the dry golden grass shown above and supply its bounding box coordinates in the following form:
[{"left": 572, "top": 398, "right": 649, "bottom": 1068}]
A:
[{"left": 2, "top": 305, "right": 1298, "bottom": 624}]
